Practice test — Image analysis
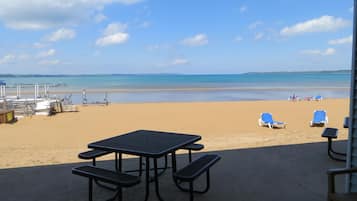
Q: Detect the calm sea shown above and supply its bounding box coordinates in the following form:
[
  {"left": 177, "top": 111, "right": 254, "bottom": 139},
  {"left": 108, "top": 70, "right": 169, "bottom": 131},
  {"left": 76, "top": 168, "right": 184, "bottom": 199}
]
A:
[{"left": 0, "top": 71, "right": 351, "bottom": 103}]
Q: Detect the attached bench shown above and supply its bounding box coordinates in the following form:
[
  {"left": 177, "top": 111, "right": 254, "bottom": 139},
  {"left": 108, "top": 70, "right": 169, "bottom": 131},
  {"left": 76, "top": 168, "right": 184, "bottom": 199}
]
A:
[
  {"left": 327, "top": 167, "right": 357, "bottom": 201},
  {"left": 79, "top": 149, "right": 143, "bottom": 180},
  {"left": 181, "top": 143, "right": 204, "bottom": 162},
  {"left": 72, "top": 166, "right": 140, "bottom": 201},
  {"left": 78, "top": 149, "right": 113, "bottom": 166},
  {"left": 173, "top": 154, "right": 221, "bottom": 201},
  {"left": 321, "top": 128, "right": 346, "bottom": 162},
  {"left": 79, "top": 149, "right": 120, "bottom": 190}
]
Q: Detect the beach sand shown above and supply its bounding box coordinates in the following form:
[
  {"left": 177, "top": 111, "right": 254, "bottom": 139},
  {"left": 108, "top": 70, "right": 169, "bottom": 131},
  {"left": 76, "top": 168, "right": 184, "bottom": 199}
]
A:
[{"left": 0, "top": 99, "right": 349, "bottom": 169}]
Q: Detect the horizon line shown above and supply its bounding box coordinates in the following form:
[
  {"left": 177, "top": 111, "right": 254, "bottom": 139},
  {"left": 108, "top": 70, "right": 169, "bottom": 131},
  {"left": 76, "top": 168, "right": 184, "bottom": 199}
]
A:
[{"left": 0, "top": 69, "right": 351, "bottom": 77}]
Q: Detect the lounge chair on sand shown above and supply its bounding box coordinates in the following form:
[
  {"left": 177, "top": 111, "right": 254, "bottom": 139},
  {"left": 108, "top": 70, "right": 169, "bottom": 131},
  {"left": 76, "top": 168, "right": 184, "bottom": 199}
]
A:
[
  {"left": 313, "top": 95, "right": 323, "bottom": 101},
  {"left": 310, "top": 110, "right": 328, "bottom": 127},
  {"left": 258, "top": 113, "right": 286, "bottom": 129}
]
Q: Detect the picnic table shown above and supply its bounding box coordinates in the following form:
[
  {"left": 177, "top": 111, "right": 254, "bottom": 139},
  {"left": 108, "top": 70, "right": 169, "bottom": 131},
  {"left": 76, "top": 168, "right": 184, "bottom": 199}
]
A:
[
  {"left": 88, "top": 129, "right": 201, "bottom": 201},
  {"left": 321, "top": 128, "right": 346, "bottom": 162}
]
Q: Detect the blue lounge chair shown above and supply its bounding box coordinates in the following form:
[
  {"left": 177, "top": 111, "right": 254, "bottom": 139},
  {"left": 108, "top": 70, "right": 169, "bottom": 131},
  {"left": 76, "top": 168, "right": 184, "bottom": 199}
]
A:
[
  {"left": 310, "top": 110, "right": 328, "bottom": 127},
  {"left": 258, "top": 113, "right": 286, "bottom": 128},
  {"left": 313, "top": 95, "right": 323, "bottom": 101}
]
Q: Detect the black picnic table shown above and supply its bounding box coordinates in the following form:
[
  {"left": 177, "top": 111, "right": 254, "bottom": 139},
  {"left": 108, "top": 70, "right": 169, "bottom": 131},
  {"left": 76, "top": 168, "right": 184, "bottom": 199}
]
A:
[
  {"left": 321, "top": 127, "right": 346, "bottom": 162},
  {"left": 88, "top": 129, "right": 201, "bottom": 201}
]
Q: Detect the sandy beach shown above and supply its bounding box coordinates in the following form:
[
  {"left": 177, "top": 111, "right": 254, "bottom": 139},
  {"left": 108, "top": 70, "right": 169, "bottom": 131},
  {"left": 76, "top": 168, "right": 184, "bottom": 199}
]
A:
[{"left": 0, "top": 98, "right": 349, "bottom": 169}]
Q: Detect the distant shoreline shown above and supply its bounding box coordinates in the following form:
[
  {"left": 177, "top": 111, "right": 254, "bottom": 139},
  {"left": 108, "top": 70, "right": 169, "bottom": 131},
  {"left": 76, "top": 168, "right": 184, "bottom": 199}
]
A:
[
  {"left": 2, "top": 86, "right": 350, "bottom": 95},
  {"left": 0, "top": 69, "right": 351, "bottom": 77}
]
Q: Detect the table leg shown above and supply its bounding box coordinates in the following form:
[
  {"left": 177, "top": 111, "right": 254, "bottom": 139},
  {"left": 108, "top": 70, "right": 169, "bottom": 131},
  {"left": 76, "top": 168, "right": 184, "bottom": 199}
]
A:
[
  {"left": 89, "top": 178, "right": 93, "bottom": 201},
  {"left": 153, "top": 158, "right": 165, "bottom": 201},
  {"left": 118, "top": 153, "right": 122, "bottom": 172},
  {"left": 171, "top": 151, "right": 177, "bottom": 174},
  {"left": 327, "top": 138, "right": 346, "bottom": 162},
  {"left": 138, "top": 156, "right": 142, "bottom": 176},
  {"left": 144, "top": 157, "right": 150, "bottom": 201},
  {"left": 115, "top": 153, "right": 118, "bottom": 171}
]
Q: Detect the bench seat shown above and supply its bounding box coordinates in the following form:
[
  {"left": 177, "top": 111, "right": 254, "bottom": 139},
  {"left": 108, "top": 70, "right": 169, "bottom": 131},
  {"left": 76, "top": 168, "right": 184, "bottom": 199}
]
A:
[
  {"left": 174, "top": 154, "right": 220, "bottom": 201},
  {"left": 72, "top": 166, "right": 140, "bottom": 201},
  {"left": 182, "top": 143, "right": 204, "bottom": 151},
  {"left": 73, "top": 166, "right": 140, "bottom": 187},
  {"left": 78, "top": 149, "right": 112, "bottom": 160},
  {"left": 181, "top": 143, "right": 205, "bottom": 162},
  {"left": 174, "top": 154, "right": 220, "bottom": 181}
]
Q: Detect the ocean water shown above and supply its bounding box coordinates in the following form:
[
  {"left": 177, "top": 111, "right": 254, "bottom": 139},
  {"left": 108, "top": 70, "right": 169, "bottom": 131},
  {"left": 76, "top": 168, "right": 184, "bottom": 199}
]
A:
[{"left": 0, "top": 71, "right": 351, "bottom": 103}]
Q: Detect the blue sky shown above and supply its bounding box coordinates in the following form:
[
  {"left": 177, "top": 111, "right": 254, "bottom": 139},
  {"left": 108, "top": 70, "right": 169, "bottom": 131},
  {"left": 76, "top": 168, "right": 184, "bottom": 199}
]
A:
[{"left": 0, "top": 0, "right": 354, "bottom": 74}]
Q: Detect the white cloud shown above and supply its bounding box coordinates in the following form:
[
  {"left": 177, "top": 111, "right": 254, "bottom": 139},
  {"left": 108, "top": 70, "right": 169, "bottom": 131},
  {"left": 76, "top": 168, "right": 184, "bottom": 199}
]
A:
[
  {"left": 0, "top": 53, "right": 31, "bottom": 64},
  {"left": 254, "top": 32, "right": 264, "bottom": 40},
  {"left": 280, "top": 16, "right": 349, "bottom": 36},
  {"left": 171, "top": 58, "right": 189, "bottom": 66},
  {"left": 0, "top": 0, "right": 143, "bottom": 30},
  {"left": 328, "top": 35, "right": 353, "bottom": 45},
  {"left": 181, "top": 34, "right": 208, "bottom": 47},
  {"left": 113, "top": 0, "right": 143, "bottom": 5},
  {"left": 301, "top": 48, "right": 336, "bottom": 56},
  {"left": 96, "top": 23, "right": 129, "bottom": 46},
  {"left": 234, "top": 36, "right": 243, "bottom": 42},
  {"left": 0, "top": 54, "right": 16, "bottom": 64},
  {"left": 248, "top": 21, "right": 263, "bottom": 29},
  {"left": 240, "top": 5, "right": 247, "bottom": 13},
  {"left": 94, "top": 13, "right": 107, "bottom": 23},
  {"left": 38, "top": 59, "right": 60, "bottom": 65},
  {"left": 33, "top": 42, "right": 48, "bottom": 49},
  {"left": 103, "top": 23, "right": 127, "bottom": 35},
  {"left": 37, "top": 49, "right": 56, "bottom": 58},
  {"left": 96, "top": 33, "right": 129, "bottom": 46},
  {"left": 47, "top": 28, "right": 76, "bottom": 42}
]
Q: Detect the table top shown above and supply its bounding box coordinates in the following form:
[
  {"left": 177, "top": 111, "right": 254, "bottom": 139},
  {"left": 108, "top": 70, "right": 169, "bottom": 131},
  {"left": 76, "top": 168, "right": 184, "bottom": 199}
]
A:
[
  {"left": 321, "top": 127, "right": 338, "bottom": 139},
  {"left": 88, "top": 130, "right": 201, "bottom": 158}
]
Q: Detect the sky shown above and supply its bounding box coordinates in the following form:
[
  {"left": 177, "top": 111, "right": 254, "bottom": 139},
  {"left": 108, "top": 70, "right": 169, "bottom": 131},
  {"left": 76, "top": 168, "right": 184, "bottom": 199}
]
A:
[{"left": 0, "top": 0, "right": 354, "bottom": 74}]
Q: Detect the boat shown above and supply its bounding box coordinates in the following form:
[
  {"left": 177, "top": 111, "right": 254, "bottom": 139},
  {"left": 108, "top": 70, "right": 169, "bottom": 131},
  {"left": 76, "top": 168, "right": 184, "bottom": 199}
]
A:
[{"left": 35, "top": 99, "right": 57, "bottom": 116}]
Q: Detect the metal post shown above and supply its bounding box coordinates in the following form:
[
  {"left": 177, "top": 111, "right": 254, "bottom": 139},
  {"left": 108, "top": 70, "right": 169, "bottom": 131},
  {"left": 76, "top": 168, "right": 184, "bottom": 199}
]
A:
[
  {"left": 89, "top": 178, "right": 93, "bottom": 201},
  {"left": 44, "top": 84, "right": 49, "bottom": 98},
  {"left": 2, "top": 85, "right": 6, "bottom": 98},
  {"left": 118, "top": 153, "right": 122, "bottom": 172},
  {"left": 144, "top": 157, "right": 150, "bottom": 201},
  {"left": 34, "top": 84, "right": 38, "bottom": 101},
  {"left": 189, "top": 182, "right": 194, "bottom": 201},
  {"left": 153, "top": 158, "right": 164, "bottom": 201},
  {"left": 347, "top": 0, "right": 357, "bottom": 192},
  {"left": 16, "top": 85, "right": 20, "bottom": 99},
  {"left": 18, "top": 85, "right": 21, "bottom": 99},
  {"left": 44, "top": 84, "right": 46, "bottom": 98},
  {"left": 188, "top": 150, "right": 192, "bottom": 163}
]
